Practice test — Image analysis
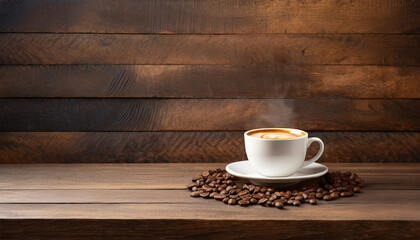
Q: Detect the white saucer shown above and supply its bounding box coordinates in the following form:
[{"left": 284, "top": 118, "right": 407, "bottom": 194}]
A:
[{"left": 225, "top": 161, "right": 328, "bottom": 186}]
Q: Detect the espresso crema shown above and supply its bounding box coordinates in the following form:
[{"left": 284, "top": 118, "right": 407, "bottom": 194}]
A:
[{"left": 247, "top": 129, "right": 305, "bottom": 139}]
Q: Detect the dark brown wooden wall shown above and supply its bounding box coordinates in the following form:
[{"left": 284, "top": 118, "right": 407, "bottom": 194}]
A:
[{"left": 0, "top": 0, "right": 419, "bottom": 163}]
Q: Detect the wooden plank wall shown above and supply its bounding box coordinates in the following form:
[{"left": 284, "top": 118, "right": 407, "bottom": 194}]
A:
[{"left": 0, "top": 0, "right": 419, "bottom": 163}]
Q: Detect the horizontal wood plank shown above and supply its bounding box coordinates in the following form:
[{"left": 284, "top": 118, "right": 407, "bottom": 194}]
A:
[
  {"left": 0, "top": 132, "right": 419, "bottom": 163},
  {"left": 1, "top": 163, "right": 419, "bottom": 221},
  {"left": 0, "top": 99, "right": 418, "bottom": 131},
  {"left": 1, "top": 163, "right": 418, "bottom": 239},
  {"left": 1, "top": 163, "right": 419, "bottom": 190},
  {"left": 0, "top": 219, "right": 418, "bottom": 240},
  {"left": 0, "top": 34, "right": 418, "bottom": 65},
  {"left": 1, "top": 189, "right": 418, "bottom": 204},
  {"left": 0, "top": 0, "right": 418, "bottom": 34},
  {"left": 0, "top": 198, "right": 419, "bottom": 221},
  {"left": 1, "top": 65, "right": 418, "bottom": 98}
]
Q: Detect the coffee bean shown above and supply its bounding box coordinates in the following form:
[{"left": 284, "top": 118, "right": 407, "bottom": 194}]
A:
[
  {"left": 209, "top": 192, "right": 218, "bottom": 198},
  {"left": 253, "top": 193, "right": 263, "bottom": 199},
  {"left": 238, "top": 200, "right": 250, "bottom": 206},
  {"left": 238, "top": 190, "right": 249, "bottom": 196},
  {"left": 228, "top": 199, "right": 237, "bottom": 205},
  {"left": 275, "top": 201, "right": 284, "bottom": 209},
  {"left": 295, "top": 196, "right": 304, "bottom": 202},
  {"left": 340, "top": 192, "right": 352, "bottom": 197},
  {"left": 214, "top": 194, "right": 226, "bottom": 200},
  {"left": 189, "top": 169, "right": 365, "bottom": 209},
  {"left": 258, "top": 198, "right": 268, "bottom": 204},
  {"left": 191, "top": 191, "right": 201, "bottom": 197},
  {"left": 200, "top": 192, "right": 210, "bottom": 198},
  {"left": 330, "top": 192, "right": 339, "bottom": 199},
  {"left": 242, "top": 194, "right": 252, "bottom": 199},
  {"left": 323, "top": 195, "right": 332, "bottom": 201},
  {"left": 350, "top": 173, "right": 358, "bottom": 180}
]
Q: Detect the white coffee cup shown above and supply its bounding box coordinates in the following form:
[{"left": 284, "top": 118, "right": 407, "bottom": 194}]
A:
[{"left": 244, "top": 128, "right": 324, "bottom": 177}]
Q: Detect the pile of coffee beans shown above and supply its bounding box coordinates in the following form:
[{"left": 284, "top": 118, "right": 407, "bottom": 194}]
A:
[{"left": 187, "top": 169, "right": 365, "bottom": 209}]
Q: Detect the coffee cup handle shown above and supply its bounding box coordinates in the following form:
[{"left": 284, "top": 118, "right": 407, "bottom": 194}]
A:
[{"left": 303, "top": 137, "right": 324, "bottom": 167}]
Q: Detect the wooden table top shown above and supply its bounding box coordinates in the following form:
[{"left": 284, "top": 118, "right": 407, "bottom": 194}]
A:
[{"left": 1, "top": 163, "right": 419, "bottom": 239}]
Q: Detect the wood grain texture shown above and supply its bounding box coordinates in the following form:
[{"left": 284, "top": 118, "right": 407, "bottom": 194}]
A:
[
  {"left": 0, "top": 220, "right": 418, "bottom": 240},
  {"left": 0, "top": 0, "right": 418, "bottom": 34},
  {"left": 1, "top": 99, "right": 419, "bottom": 131},
  {"left": 0, "top": 34, "right": 418, "bottom": 65},
  {"left": 3, "top": 189, "right": 419, "bottom": 204},
  {"left": 0, "top": 132, "right": 419, "bottom": 163},
  {"left": 1, "top": 163, "right": 419, "bottom": 190},
  {"left": 1, "top": 163, "right": 418, "bottom": 239},
  {"left": 1, "top": 196, "right": 419, "bottom": 221},
  {"left": 1, "top": 65, "right": 419, "bottom": 98}
]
